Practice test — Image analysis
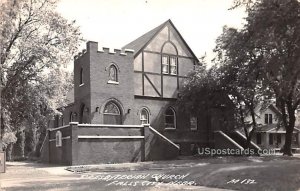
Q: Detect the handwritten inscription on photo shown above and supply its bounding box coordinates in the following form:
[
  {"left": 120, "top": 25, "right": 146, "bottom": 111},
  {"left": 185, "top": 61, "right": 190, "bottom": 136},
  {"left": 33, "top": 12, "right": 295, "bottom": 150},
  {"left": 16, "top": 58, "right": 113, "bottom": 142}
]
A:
[
  {"left": 80, "top": 173, "right": 197, "bottom": 187},
  {"left": 227, "top": 179, "right": 257, "bottom": 185}
]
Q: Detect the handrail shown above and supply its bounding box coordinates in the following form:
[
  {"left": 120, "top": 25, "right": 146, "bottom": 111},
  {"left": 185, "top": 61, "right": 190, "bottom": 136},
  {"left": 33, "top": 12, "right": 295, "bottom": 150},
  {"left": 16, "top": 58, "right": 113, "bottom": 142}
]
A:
[
  {"left": 214, "top": 130, "right": 244, "bottom": 150},
  {"left": 48, "top": 125, "right": 70, "bottom": 131},
  {"left": 149, "top": 126, "right": 180, "bottom": 150},
  {"left": 234, "top": 130, "right": 261, "bottom": 150}
]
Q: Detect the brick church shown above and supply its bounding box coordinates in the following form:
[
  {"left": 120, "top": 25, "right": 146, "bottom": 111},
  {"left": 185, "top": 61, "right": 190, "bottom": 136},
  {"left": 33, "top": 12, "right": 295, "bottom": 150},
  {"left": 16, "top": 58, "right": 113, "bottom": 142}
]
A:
[{"left": 41, "top": 20, "right": 236, "bottom": 165}]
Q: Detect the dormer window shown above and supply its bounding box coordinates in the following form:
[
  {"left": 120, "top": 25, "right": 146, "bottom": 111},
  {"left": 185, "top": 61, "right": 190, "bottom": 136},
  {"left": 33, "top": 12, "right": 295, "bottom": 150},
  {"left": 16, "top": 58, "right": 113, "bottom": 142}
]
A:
[
  {"left": 265, "top": 113, "right": 273, "bottom": 124},
  {"left": 108, "top": 65, "right": 119, "bottom": 84}
]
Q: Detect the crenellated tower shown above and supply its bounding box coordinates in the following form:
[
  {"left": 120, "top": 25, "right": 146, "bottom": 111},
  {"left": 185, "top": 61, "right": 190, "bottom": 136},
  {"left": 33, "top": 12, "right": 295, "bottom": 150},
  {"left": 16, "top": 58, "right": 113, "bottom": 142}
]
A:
[{"left": 73, "top": 41, "right": 135, "bottom": 124}]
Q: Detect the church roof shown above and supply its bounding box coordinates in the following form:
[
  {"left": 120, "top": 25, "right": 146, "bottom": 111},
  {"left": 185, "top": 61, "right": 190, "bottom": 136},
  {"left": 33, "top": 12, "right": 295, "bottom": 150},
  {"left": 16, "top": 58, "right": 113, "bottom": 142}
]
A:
[
  {"left": 122, "top": 20, "right": 167, "bottom": 57},
  {"left": 123, "top": 19, "right": 198, "bottom": 61}
]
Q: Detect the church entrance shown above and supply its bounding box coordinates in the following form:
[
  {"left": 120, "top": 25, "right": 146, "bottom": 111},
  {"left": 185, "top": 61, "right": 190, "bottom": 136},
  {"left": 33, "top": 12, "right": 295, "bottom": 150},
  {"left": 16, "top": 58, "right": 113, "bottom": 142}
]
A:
[{"left": 103, "top": 101, "right": 122, "bottom": 125}]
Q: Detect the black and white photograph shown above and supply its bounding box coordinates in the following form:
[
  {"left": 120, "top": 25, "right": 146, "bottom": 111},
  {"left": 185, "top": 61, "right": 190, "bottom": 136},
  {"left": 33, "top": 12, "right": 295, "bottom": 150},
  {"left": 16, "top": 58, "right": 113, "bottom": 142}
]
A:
[{"left": 1, "top": 0, "right": 300, "bottom": 190}]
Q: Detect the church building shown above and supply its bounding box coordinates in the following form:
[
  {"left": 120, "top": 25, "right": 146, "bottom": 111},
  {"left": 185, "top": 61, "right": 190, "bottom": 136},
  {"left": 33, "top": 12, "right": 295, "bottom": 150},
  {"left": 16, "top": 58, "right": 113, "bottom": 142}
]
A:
[{"left": 41, "top": 20, "right": 234, "bottom": 165}]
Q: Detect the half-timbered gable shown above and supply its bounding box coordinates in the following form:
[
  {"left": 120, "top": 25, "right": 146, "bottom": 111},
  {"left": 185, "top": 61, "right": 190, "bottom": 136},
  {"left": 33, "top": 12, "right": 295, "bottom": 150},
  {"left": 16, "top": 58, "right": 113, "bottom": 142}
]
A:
[{"left": 124, "top": 19, "right": 199, "bottom": 99}]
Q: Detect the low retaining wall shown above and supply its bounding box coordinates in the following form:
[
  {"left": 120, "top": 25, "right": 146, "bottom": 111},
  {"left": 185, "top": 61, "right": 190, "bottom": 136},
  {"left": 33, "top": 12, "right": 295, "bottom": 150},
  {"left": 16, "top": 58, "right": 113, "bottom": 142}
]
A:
[{"left": 40, "top": 123, "right": 179, "bottom": 165}]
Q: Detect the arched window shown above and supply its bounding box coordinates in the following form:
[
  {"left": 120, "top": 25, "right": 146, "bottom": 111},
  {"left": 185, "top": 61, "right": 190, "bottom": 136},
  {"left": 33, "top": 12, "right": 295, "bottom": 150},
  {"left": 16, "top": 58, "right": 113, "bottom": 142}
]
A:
[
  {"left": 161, "top": 42, "right": 178, "bottom": 75},
  {"left": 56, "top": 131, "right": 62, "bottom": 147},
  {"left": 140, "top": 108, "right": 150, "bottom": 124},
  {"left": 103, "top": 101, "right": 122, "bottom": 124},
  {"left": 80, "top": 68, "right": 84, "bottom": 85},
  {"left": 70, "top": 112, "right": 73, "bottom": 122},
  {"left": 108, "top": 65, "right": 118, "bottom": 82},
  {"left": 165, "top": 107, "right": 176, "bottom": 129}
]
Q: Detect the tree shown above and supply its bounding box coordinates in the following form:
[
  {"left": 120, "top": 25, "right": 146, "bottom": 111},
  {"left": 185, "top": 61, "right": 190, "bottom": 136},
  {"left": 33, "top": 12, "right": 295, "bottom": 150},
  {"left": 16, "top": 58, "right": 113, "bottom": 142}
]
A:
[
  {"left": 0, "top": 0, "right": 81, "bottom": 154},
  {"left": 221, "top": 0, "right": 300, "bottom": 155},
  {"left": 214, "top": 26, "right": 271, "bottom": 148}
]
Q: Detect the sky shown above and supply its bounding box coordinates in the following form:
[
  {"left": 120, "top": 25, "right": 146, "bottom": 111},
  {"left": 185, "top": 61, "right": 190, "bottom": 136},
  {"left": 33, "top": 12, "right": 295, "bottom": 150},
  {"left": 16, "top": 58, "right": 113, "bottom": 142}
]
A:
[{"left": 56, "top": 0, "right": 246, "bottom": 65}]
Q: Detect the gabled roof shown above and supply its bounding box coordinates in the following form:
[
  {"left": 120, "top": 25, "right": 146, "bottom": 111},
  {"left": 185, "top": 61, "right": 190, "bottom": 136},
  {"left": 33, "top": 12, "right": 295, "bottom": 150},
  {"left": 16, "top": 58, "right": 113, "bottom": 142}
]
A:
[
  {"left": 123, "top": 19, "right": 199, "bottom": 61},
  {"left": 122, "top": 20, "right": 167, "bottom": 57}
]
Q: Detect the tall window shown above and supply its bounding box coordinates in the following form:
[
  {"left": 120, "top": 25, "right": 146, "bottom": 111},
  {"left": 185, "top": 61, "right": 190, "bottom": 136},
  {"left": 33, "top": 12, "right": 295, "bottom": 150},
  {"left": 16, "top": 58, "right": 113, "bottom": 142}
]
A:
[
  {"left": 170, "top": 56, "right": 177, "bottom": 75},
  {"left": 140, "top": 108, "right": 150, "bottom": 124},
  {"left": 80, "top": 68, "right": 83, "bottom": 85},
  {"left": 190, "top": 116, "right": 197, "bottom": 131},
  {"left": 269, "top": 134, "right": 273, "bottom": 145},
  {"left": 162, "top": 55, "right": 177, "bottom": 75},
  {"left": 165, "top": 107, "right": 176, "bottom": 129},
  {"left": 162, "top": 55, "right": 169, "bottom": 74},
  {"left": 56, "top": 131, "right": 62, "bottom": 147},
  {"left": 108, "top": 65, "right": 118, "bottom": 82},
  {"left": 256, "top": 133, "right": 262, "bottom": 145},
  {"left": 70, "top": 112, "right": 73, "bottom": 122},
  {"left": 103, "top": 101, "right": 122, "bottom": 124},
  {"left": 265, "top": 114, "right": 273, "bottom": 124}
]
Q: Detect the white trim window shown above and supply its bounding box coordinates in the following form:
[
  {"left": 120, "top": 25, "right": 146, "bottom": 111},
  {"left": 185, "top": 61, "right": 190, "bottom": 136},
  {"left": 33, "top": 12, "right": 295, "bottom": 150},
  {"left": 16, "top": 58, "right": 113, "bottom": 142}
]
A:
[
  {"left": 56, "top": 131, "right": 62, "bottom": 147},
  {"left": 162, "top": 55, "right": 177, "bottom": 75},
  {"left": 140, "top": 108, "right": 150, "bottom": 124},
  {"left": 190, "top": 116, "right": 197, "bottom": 131},
  {"left": 170, "top": 56, "right": 177, "bottom": 75},
  {"left": 265, "top": 113, "right": 273, "bottom": 124},
  {"left": 162, "top": 55, "right": 169, "bottom": 74}
]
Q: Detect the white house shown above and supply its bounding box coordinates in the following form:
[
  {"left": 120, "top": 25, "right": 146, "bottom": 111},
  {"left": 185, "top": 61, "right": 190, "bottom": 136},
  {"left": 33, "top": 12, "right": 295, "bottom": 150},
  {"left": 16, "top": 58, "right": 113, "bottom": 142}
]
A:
[{"left": 247, "top": 104, "right": 300, "bottom": 151}]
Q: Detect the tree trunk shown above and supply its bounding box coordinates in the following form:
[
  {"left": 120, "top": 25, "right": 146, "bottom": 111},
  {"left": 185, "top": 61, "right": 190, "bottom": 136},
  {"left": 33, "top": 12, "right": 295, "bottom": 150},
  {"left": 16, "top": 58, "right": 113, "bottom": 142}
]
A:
[
  {"left": 19, "top": 131, "right": 25, "bottom": 158},
  {"left": 282, "top": 101, "right": 296, "bottom": 156},
  {"left": 283, "top": 127, "right": 293, "bottom": 156},
  {"left": 246, "top": 128, "right": 255, "bottom": 148},
  {"left": 6, "top": 143, "right": 13, "bottom": 161},
  {"left": 245, "top": 103, "right": 257, "bottom": 149}
]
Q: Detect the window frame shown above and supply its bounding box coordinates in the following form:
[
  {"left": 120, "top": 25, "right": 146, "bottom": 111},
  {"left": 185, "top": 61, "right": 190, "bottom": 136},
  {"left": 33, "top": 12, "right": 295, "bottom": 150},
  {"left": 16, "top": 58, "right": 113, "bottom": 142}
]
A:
[
  {"left": 190, "top": 116, "right": 198, "bottom": 131},
  {"left": 103, "top": 101, "right": 122, "bottom": 125},
  {"left": 140, "top": 108, "right": 150, "bottom": 125},
  {"left": 169, "top": 56, "right": 177, "bottom": 75},
  {"left": 103, "top": 102, "right": 121, "bottom": 115},
  {"left": 164, "top": 107, "right": 176, "bottom": 130},
  {"left": 108, "top": 65, "right": 119, "bottom": 84},
  {"left": 70, "top": 112, "right": 73, "bottom": 122},
  {"left": 265, "top": 113, "right": 273, "bottom": 124},
  {"left": 79, "top": 68, "right": 84, "bottom": 86},
  {"left": 56, "top": 131, "right": 62, "bottom": 147},
  {"left": 161, "top": 54, "right": 177, "bottom": 75}
]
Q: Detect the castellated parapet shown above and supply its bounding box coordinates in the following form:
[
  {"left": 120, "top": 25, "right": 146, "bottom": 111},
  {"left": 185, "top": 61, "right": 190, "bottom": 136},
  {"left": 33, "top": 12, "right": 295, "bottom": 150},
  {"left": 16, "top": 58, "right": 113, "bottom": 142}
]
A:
[{"left": 74, "top": 41, "right": 134, "bottom": 60}]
